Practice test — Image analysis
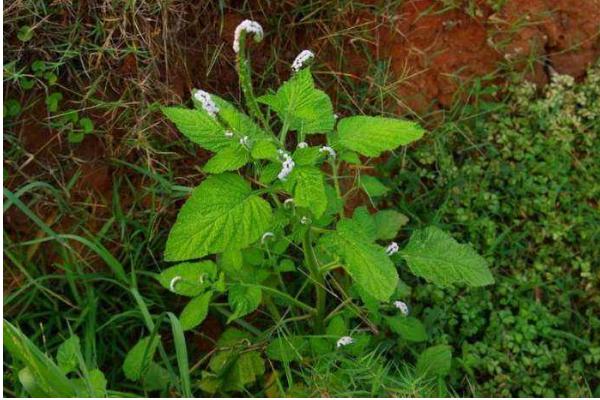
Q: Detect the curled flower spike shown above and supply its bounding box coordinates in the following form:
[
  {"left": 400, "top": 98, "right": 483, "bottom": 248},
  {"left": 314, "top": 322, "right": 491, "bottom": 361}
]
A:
[
  {"left": 240, "top": 136, "right": 250, "bottom": 147},
  {"left": 233, "top": 20, "right": 264, "bottom": 53},
  {"left": 393, "top": 300, "right": 410, "bottom": 316},
  {"left": 291, "top": 50, "right": 315, "bottom": 72},
  {"left": 169, "top": 276, "right": 182, "bottom": 292},
  {"left": 385, "top": 241, "right": 399, "bottom": 256},
  {"left": 224, "top": 130, "right": 234, "bottom": 138},
  {"left": 319, "top": 146, "right": 336, "bottom": 159},
  {"left": 300, "top": 216, "right": 310, "bottom": 225},
  {"left": 277, "top": 152, "right": 295, "bottom": 181},
  {"left": 297, "top": 142, "right": 308, "bottom": 149},
  {"left": 261, "top": 231, "right": 274, "bottom": 244},
  {"left": 336, "top": 336, "right": 354, "bottom": 348},
  {"left": 194, "top": 90, "right": 219, "bottom": 118},
  {"left": 283, "top": 198, "right": 295, "bottom": 208}
]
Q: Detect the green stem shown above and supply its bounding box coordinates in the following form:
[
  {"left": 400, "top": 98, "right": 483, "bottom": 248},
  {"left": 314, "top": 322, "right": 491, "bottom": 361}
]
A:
[
  {"left": 236, "top": 35, "right": 270, "bottom": 132},
  {"left": 303, "top": 229, "right": 326, "bottom": 333}
]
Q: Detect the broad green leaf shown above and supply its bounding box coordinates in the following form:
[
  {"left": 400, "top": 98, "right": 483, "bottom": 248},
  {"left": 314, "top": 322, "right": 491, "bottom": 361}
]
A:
[
  {"left": 203, "top": 144, "right": 249, "bottom": 174},
  {"left": 289, "top": 166, "right": 327, "bottom": 218},
  {"left": 400, "top": 226, "right": 494, "bottom": 287},
  {"left": 326, "top": 315, "right": 347, "bottom": 337},
  {"left": 293, "top": 146, "right": 323, "bottom": 166},
  {"left": 165, "top": 173, "right": 272, "bottom": 261},
  {"left": 321, "top": 218, "right": 399, "bottom": 302},
  {"left": 266, "top": 336, "right": 307, "bottom": 362},
  {"left": 337, "top": 116, "right": 424, "bottom": 157},
  {"left": 257, "top": 68, "right": 334, "bottom": 135},
  {"left": 141, "top": 363, "right": 169, "bottom": 392},
  {"left": 360, "top": 175, "right": 390, "bottom": 197},
  {"left": 416, "top": 345, "right": 452, "bottom": 377},
  {"left": 251, "top": 140, "right": 279, "bottom": 161},
  {"left": 71, "top": 369, "right": 107, "bottom": 397},
  {"left": 3, "top": 320, "right": 76, "bottom": 397},
  {"left": 56, "top": 336, "right": 81, "bottom": 374},
  {"left": 162, "top": 107, "right": 229, "bottom": 152},
  {"left": 123, "top": 335, "right": 161, "bottom": 381},
  {"left": 180, "top": 291, "right": 213, "bottom": 331},
  {"left": 374, "top": 210, "right": 408, "bottom": 240},
  {"left": 385, "top": 316, "right": 427, "bottom": 342},
  {"left": 227, "top": 284, "right": 262, "bottom": 323},
  {"left": 212, "top": 95, "right": 270, "bottom": 140},
  {"left": 259, "top": 162, "right": 280, "bottom": 184},
  {"left": 350, "top": 207, "right": 376, "bottom": 242},
  {"left": 158, "top": 261, "right": 217, "bottom": 297}
]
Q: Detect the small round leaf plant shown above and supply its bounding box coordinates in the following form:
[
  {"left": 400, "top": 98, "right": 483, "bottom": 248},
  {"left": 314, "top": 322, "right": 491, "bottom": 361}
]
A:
[{"left": 159, "top": 20, "right": 494, "bottom": 341}]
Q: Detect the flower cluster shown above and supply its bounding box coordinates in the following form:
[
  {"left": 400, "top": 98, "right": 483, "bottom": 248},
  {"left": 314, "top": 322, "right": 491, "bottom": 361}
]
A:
[
  {"left": 393, "top": 300, "right": 409, "bottom": 316},
  {"left": 233, "top": 20, "right": 263, "bottom": 53},
  {"left": 194, "top": 90, "right": 219, "bottom": 117},
  {"left": 291, "top": 50, "right": 315, "bottom": 72},
  {"left": 385, "top": 241, "right": 399, "bottom": 256},
  {"left": 277, "top": 150, "right": 295, "bottom": 181},
  {"left": 336, "top": 336, "right": 354, "bottom": 348}
]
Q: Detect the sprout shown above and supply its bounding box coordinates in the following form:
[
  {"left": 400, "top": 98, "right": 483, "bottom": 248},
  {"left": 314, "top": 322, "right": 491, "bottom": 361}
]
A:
[
  {"left": 233, "top": 20, "right": 264, "bottom": 53},
  {"left": 336, "top": 336, "right": 354, "bottom": 348},
  {"left": 291, "top": 50, "right": 315, "bottom": 72},
  {"left": 169, "top": 276, "right": 182, "bottom": 292},
  {"left": 385, "top": 241, "right": 399, "bottom": 256},
  {"left": 193, "top": 90, "right": 219, "bottom": 118}
]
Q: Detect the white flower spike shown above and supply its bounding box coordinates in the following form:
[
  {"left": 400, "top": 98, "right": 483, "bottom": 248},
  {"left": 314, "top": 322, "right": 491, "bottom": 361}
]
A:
[
  {"left": 194, "top": 90, "right": 219, "bottom": 118},
  {"left": 233, "top": 20, "right": 264, "bottom": 53},
  {"left": 297, "top": 141, "right": 308, "bottom": 149},
  {"left": 224, "top": 130, "right": 234, "bottom": 138},
  {"left": 277, "top": 152, "right": 295, "bottom": 181},
  {"left": 283, "top": 198, "right": 295, "bottom": 208},
  {"left": 319, "top": 146, "right": 336, "bottom": 159},
  {"left": 385, "top": 241, "right": 399, "bottom": 256},
  {"left": 300, "top": 216, "right": 310, "bottom": 225},
  {"left": 394, "top": 300, "right": 410, "bottom": 316},
  {"left": 336, "top": 336, "right": 354, "bottom": 348},
  {"left": 261, "top": 232, "right": 274, "bottom": 244},
  {"left": 291, "top": 50, "right": 315, "bottom": 72},
  {"left": 169, "top": 276, "right": 182, "bottom": 292}
]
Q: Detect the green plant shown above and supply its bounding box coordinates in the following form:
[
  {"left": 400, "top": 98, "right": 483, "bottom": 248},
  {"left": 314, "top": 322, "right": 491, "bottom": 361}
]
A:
[{"left": 156, "top": 20, "right": 494, "bottom": 394}]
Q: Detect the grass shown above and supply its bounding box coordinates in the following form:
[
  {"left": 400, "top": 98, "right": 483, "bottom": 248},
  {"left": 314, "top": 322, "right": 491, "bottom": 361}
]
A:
[{"left": 4, "top": 0, "right": 599, "bottom": 397}]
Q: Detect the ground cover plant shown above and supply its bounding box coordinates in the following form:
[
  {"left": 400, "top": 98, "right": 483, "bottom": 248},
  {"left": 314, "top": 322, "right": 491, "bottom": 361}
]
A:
[{"left": 4, "top": 0, "right": 600, "bottom": 398}]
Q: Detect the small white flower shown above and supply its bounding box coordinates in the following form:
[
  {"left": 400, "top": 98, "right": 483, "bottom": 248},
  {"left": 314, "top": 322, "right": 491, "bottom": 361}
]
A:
[
  {"left": 169, "top": 276, "right": 182, "bottom": 292},
  {"left": 233, "top": 20, "right": 263, "bottom": 53},
  {"left": 385, "top": 241, "right": 399, "bottom": 256},
  {"left": 319, "top": 146, "right": 336, "bottom": 159},
  {"left": 194, "top": 90, "right": 219, "bottom": 118},
  {"left": 297, "top": 141, "right": 308, "bottom": 149},
  {"left": 300, "top": 216, "right": 310, "bottom": 225},
  {"left": 224, "top": 130, "right": 234, "bottom": 138},
  {"left": 334, "top": 113, "right": 339, "bottom": 119},
  {"left": 261, "top": 231, "right": 274, "bottom": 244},
  {"left": 240, "top": 135, "right": 250, "bottom": 147},
  {"left": 393, "top": 300, "right": 410, "bottom": 316},
  {"left": 283, "top": 198, "right": 294, "bottom": 208},
  {"left": 336, "top": 336, "right": 354, "bottom": 348},
  {"left": 291, "top": 50, "right": 315, "bottom": 72},
  {"left": 277, "top": 152, "right": 295, "bottom": 181}
]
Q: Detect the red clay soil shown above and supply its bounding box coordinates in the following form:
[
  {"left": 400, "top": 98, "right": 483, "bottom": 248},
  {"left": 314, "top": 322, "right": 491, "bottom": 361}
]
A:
[{"left": 372, "top": 0, "right": 600, "bottom": 113}]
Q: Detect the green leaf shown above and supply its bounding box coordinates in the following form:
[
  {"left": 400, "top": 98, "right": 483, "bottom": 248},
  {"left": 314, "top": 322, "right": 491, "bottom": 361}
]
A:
[
  {"left": 416, "top": 345, "right": 452, "bottom": 377},
  {"left": 293, "top": 146, "right": 323, "bottom": 166},
  {"left": 227, "top": 284, "right": 262, "bottom": 323},
  {"left": 46, "top": 92, "right": 63, "bottom": 113},
  {"left": 385, "top": 316, "right": 427, "bottom": 342},
  {"left": 266, "top": 336, "right": 306, "bottom": 362},
  {"left": 71, "top": 369, "right": 107, "bottom": 397},
  {"left": 326, "top": 315, "right": 347, "bottom": 337},
  {"left": 374, "top": 210, "right": 408, "bottom": 240},
  {"left": 337, "top": 116, "right": 424, "bottom": 157},
  {"left": 140, "top": 363, "right": 169, "bottom": 392},
  {"left": 162, "top": 106, "right": 229, "bottom": 152},
  {"left": 3, "top": 320, "right": 76, "bottom": 397},
  {"left": 350, "top": 207, "right": 376, "bottom": 242},
  {"left": 18, "top": 368, "right": 47, "bottom": 398},
  {"left": 251, "top": 140, "right": 279, "bottom": 161},
  {"left": 122, "top": 335, "right": 161, "bottom": 381},
  {"left": 203, "top": 144, "right": 249, "bottom": 174},
  {"left": 400, "top": 226, "right": 494, "bottom": 287},
  {"left": 180, "top": 291, "right": 213, "bottom": 331},
  {"left": 258, "top": 68, "right": 334, "bottom": 135},
  {"left": 158, "top": 261, "right": 217, "bottom": 297},
  {"left": 211, "top": 95, "right": 269, "bottom": 140},
  {"left": 17, "top": 25, "right": 34, "bottom": 42},
  {"left": 321, "top": 218, "right": 399, "bottom": 302},
  {"left": 289, "top": 166, "right": 327, "bottom": 218},
  {"left": 360, "top": 175, "right": 390, "bottom": 197},
  {"left": 165, "top": 173, "right": 272, "bottom": 261},
  {"left": 56, "top": 336, "right": 81, "bottom": 374},
  {"left": 79, "top": 117, "right": 94, "bottom": 134}
]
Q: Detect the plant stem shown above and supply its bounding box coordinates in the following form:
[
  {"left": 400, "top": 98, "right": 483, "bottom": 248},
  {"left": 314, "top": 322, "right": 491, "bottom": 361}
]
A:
[
  {"left": 236, "top": 35, "right": 270, "bottom": 132},
  {"left": 303, "top": 229, "right": 326, "bottom": 333}
]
